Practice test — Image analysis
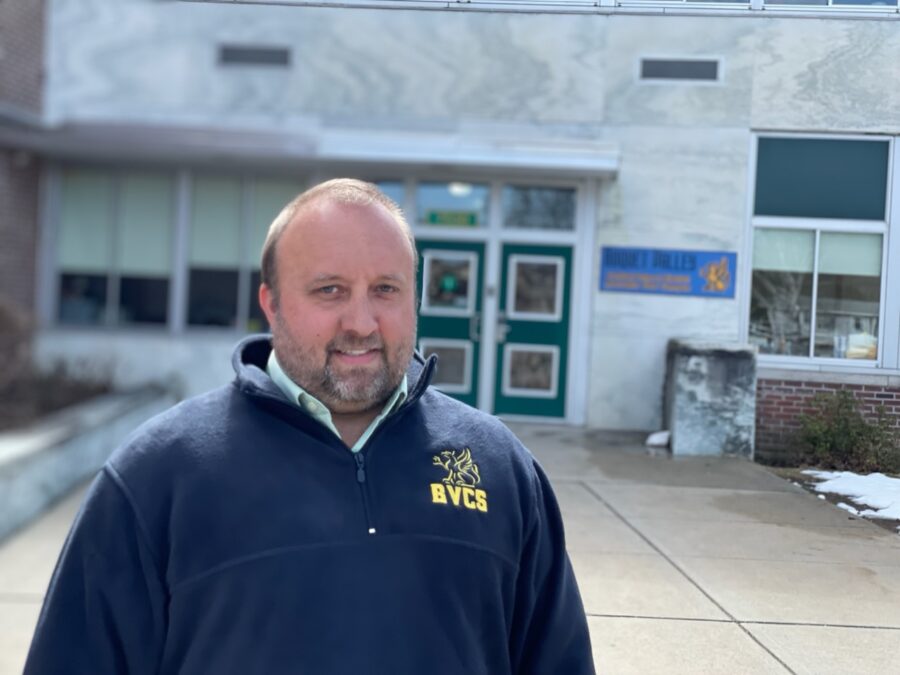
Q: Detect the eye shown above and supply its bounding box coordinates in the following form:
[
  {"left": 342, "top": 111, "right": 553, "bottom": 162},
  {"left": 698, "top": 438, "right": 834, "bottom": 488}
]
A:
[
  {"left": 316, "top": 285, "right": 340, "bottom": 295},
  {"left": 376, "top": 284, "right": 399, "bottom": 295}
]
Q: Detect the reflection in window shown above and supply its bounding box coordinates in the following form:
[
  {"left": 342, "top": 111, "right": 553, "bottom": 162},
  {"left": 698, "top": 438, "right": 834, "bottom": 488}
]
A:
[
  {"left": 750, "top": 229, "right": 883, "bottom": 360},
  {"left": 56, "top": 168, "right": 114, "bottom": 326},
  {"left": 119, "top": 277, "right": 169, "bottom": 325},
  {"left": 188, "top": 269, "right": 239, "bottom": 327},
  {"left": 749, "top": 229, "right": 814, "bottom": 357},
  {"left": 423, "top": 345, "right": 468, "bottom": 388},
  {"left": 513, "top": 261, "right": 559, "bottom": 315},
  {"left": 814, "top": 233, "right": 881, "bottom": 360},
  {"left": 58, "top": 274, "right": 107, "bottom": 325},
  {"left": 417, "top": 182, "right": 489, "bottom": 227},
  {"left": 503, "top": 186, "right": 575, "bottom": 230},
  {"left": 510, "top": 350, "right": 554, "bottom": 391},
  {"left": 426, "top": 258, "right": 472, "bottom": 311}
]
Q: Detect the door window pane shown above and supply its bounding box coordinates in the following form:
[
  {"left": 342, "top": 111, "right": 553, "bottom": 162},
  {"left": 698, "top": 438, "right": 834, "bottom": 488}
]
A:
[
  {"left": 503, "top": 345, "right": 559, "bottom": 398},
  {"left": 508, "top": 256, "right": 563, "bottom": 320},
  {"left": 749, "top": 229, "right": 814, "bottom": 356},
  {"left": 755, "top": 138, "right": 889, "bottom": 221},
  {"left": 814, "top": 233, "right": 882, "bottom": 360},
  {"left": 502, "top": 186, "right": 575, "bottom": 230},
  {"left": 419, "top": 339, "right": 472, "bottom": 393},
  {"left": 417, "top": 182, "right": 488, "bottom": 228},
  {"left": 421, "top": 251, "right": 477, "bottom": 315}
]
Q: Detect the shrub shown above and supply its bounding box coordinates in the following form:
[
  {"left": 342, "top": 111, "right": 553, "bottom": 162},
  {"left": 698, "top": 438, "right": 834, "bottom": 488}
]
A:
[
  {"left": 0, "top": 298, "right": 112, "bottom": 432},
  {"left": 798, "top": 389, "right": 900, "bottom": 475}
]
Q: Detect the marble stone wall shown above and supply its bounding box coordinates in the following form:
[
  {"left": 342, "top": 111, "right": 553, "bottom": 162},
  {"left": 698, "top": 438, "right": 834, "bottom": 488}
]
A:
[{"left": 42, "top": 3, "right": 900, "bottom": 429}]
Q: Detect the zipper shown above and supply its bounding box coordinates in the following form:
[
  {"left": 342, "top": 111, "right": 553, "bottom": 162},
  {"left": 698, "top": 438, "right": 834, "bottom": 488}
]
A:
[{"left": 354, "top": 452, "right": 377, "bottom": 536}]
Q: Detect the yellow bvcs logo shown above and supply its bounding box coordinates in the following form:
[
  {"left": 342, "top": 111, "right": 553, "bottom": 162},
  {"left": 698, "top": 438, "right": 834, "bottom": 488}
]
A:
[
  {"left": 431, "top": 448, "right": 488, "bottom": 513},
  {"left": 700, "top": 256, "right": 731, "bottom": 293}
]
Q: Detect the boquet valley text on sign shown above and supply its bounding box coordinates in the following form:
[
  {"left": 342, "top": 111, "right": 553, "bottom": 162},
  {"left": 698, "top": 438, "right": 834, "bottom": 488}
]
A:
[{"left": 600, "top": 247, "right": 737, "bottom": 298}]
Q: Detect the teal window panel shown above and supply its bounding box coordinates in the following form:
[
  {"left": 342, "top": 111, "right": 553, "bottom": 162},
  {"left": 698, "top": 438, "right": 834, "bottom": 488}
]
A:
[{"left": 755, "top": 138, "right": 889, "bottom": 221}]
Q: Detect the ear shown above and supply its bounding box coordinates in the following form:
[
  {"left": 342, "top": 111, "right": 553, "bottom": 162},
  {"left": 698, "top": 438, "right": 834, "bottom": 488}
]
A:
[{"left": 259, "top": 283, "right": 278, "bottom": 327}]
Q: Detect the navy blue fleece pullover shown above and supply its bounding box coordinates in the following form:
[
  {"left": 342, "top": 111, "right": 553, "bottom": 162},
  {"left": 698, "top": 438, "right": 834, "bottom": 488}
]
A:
[{"left": 25, "top": 336, "right": 595, "bottom": 674}]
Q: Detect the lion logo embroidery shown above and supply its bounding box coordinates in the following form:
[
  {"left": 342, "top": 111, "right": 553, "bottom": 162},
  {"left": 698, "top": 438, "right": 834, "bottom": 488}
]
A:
[
  {"left": 700, "top": 256, "right": 731, "bottom": 293},
  {"left": 432, "top": 448, "right": 481, "bottom": 488}
]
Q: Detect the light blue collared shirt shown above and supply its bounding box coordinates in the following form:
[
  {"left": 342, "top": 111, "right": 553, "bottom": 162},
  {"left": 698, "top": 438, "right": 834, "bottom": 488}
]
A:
[{"left": 266, "top": 351, "right": 407, "bottom": 452}]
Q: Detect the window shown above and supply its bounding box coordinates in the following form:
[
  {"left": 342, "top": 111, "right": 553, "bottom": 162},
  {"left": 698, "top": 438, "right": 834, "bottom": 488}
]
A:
[
  {"left": 55, "top": 166, "right": 304, "bottom": 332},
  {"left": 639, "top": 59, "right": 719, "bottom": 82},
  {"left": 57, "top": 168, "right": 173, "bottom": 326},
  {"left": 416, "top": 182, "right": 489, "bottom": 228},
  {"left": 188, "top": 176, "right": 241, "bottom": 327},
  {"left": 502, "top": 186, "right": 575, "bottom": 230},
  {"left": 248, "top": 177, "right": 301, "bottom": 332},
  {"left": 219, "top": 45, "right": 291, "bottom": 67},
  {"left": 749, "top": 137, "right": 890, "bottom": 362}
]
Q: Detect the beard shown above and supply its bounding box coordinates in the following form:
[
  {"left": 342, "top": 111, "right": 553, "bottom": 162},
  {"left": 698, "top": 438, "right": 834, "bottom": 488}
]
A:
[{"left": 271, "top": 313, "right": 415, "bottom": 415}]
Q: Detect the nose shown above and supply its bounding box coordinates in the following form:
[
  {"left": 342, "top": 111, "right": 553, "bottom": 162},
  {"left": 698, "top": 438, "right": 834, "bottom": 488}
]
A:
[{"left": 340, "top": 293, "right": 378, "bottom": 337}]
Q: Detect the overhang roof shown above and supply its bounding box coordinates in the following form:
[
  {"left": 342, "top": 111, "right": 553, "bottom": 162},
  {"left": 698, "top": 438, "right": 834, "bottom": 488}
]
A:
[{"left": 0, "top": 119, "right": 620, "bottom": 177}]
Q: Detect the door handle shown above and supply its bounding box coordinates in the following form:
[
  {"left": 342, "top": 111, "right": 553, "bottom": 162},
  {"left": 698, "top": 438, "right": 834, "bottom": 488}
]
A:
[
  {"left": 469, "top": 313, "right": 482, "bottom": 341},
  {"left": 496, "top": 311, "right": 510, "bottom": 344}
]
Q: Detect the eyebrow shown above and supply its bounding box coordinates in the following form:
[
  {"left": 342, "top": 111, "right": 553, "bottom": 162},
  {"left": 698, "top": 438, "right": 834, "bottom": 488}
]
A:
[{"left": 308, "top": 273, "right": 409, "bottom": 284}]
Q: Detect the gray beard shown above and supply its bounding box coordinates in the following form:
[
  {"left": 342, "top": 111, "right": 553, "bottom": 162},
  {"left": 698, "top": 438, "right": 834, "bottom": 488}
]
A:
[{"left": 272, "top": 315, "right": 413, "bottom": 414}]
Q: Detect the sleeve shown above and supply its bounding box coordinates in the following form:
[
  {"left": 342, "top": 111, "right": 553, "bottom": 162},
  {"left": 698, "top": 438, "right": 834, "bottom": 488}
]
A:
[
  {"left": 509, "top": 459, "right": 596, "bottom": 675},
  {"left": 23, "top": 467, "right": 168, "bottom": 675}
]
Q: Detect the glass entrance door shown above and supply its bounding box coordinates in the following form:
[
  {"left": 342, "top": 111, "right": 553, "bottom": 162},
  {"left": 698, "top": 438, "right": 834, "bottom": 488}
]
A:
[
  {"left": 416, "top": 240, "right": 485, "bottom": 408},
  {"left": 493, "top": 244, "right": 572, "bottom": 417}
]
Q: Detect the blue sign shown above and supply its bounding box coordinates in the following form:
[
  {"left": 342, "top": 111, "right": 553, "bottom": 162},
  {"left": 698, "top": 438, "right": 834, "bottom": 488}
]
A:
[{"left": 600, "top": 247, "right": 737, "bottom": 298}]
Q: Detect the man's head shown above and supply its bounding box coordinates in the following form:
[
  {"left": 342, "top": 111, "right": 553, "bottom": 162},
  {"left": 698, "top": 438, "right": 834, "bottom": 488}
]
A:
[{"left": 259, "top": 178, "right": 418, "bottom": 415}]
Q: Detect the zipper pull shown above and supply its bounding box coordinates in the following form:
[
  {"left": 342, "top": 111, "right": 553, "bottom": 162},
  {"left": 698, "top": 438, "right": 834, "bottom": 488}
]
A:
[{"left": 355, "top": 453, "right": 366, "bottom": 483}]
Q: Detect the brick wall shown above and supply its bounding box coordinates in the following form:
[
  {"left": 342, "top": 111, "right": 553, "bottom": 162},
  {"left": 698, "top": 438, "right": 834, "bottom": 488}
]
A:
[
  {"left": 0, "top": 0, "right": 45, "bottom": 325},
  {"left": 0, "top": 150, "right": 40, "bottom": 321},
  {"left": 756, "top": 377, "right": 900, "bottom": 462},
  {"left": 0, "top": 0, "right": 45, "bottom": 111}
]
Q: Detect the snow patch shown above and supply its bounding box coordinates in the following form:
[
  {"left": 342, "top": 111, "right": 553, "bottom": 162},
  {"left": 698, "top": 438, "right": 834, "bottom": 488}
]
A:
[{"left": 802, "top": 470, "right": 900, "bottom": 520}]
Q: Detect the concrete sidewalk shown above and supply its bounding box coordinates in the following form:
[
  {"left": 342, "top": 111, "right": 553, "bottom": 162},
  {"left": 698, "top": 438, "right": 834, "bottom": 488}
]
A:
[{"left": 3, "top": 425, "right": 900, "bottom": 673}]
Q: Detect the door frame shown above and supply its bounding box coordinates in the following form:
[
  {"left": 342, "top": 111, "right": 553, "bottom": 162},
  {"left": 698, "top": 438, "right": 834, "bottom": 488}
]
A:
[{"left": 387, "top": 174, "right": 597, "bottom": 425}]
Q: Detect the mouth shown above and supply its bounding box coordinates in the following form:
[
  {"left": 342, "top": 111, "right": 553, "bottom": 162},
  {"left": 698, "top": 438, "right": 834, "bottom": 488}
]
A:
[{"left": 331, "top": 348, "right": 381, "bottom": 365}]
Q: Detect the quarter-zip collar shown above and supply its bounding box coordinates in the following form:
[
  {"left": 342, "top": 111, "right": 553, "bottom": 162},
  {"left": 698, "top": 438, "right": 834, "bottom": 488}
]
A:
[{"left": 231, "top": 335, "right": 435, "bottom": 439}]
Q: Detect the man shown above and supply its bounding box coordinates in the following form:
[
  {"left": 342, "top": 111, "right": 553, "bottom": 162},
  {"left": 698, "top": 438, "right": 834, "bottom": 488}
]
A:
[{"left": 25, "top": 179, "right": 595, "bottom": 674}]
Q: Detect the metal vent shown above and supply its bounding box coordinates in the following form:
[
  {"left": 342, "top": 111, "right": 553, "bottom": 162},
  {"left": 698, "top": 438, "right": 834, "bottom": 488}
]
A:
[
  {"left": 640, "top": 59, "right": 719, "bottom": 82},
  {"left": 219, "top": 45, "right": 291, "bottom": 67}
]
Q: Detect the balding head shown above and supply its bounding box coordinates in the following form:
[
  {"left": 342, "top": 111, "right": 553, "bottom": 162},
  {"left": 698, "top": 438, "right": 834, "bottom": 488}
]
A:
[{"left": 260, "top": 178, "right": 417, "bottom": 306}]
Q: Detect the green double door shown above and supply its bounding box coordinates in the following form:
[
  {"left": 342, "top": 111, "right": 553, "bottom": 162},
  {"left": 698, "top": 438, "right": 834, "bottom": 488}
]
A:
[{"left": 417, "top": 239, "right": 572, "bottom": 418}]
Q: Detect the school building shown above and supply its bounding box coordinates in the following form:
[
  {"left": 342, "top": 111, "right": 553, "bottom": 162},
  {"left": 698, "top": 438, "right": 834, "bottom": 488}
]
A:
[{"left": 2, "top": 0, "right": 900, "bottom": 457}]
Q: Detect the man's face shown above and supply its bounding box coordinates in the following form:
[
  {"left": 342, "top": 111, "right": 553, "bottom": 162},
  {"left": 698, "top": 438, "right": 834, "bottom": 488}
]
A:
[{"left": 260, "top": 199, "right": 417, "bottom": 415}]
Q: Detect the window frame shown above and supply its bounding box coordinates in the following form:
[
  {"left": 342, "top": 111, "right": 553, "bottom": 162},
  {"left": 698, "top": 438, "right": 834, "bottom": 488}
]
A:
[{"left": 743, "top": 133, "right": 896, "bottom": 370}]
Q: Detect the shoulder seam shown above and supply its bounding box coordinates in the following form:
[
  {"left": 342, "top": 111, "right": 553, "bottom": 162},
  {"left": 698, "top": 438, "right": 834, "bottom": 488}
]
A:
[{"left": 103, "top": 464, "right": 167, "bottom": 588}]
